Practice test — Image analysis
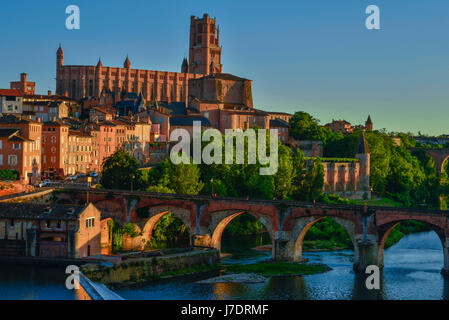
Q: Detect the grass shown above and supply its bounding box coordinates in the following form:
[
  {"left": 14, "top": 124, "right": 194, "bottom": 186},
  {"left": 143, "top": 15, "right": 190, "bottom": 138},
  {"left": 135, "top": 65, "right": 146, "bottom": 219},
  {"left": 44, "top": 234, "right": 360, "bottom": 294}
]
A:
[
  {"left": 352, "top": 197, "right": 403, "bottom": 207},
  {"left": 225, "top": 261, "right": 331, "bottom": 276}
]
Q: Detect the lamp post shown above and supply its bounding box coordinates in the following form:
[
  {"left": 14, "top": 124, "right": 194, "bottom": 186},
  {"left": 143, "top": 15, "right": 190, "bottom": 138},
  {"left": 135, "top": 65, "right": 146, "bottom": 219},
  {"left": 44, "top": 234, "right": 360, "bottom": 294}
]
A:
[
  {"left": 131, "top": 174, "right": 135, "bottom": 192},
  {"left": 210, "top": 178, "right": 214, "bottom": 197},
  {"left": 86, "top": 176, "right": 92, "bottom": 204}
]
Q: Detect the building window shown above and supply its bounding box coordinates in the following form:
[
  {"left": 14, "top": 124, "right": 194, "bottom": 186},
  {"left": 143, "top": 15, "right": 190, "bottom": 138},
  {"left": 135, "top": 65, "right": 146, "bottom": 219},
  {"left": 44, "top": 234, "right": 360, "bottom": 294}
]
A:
[
  {"left": 8, "top": 155, "right": 17, "bottom": 165},
  {"left": 12, "top": 143, "right": 21, "bottom": 150},
  {"left": 86, "top": 217, "right": 95, "bottom": 228}
]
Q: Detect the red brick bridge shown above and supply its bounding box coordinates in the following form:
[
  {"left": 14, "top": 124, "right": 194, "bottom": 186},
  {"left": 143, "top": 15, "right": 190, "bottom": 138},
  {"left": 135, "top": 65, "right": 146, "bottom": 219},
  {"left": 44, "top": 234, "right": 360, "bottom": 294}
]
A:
[
  {"left": 53, "top": 188, "right": 449, "bottom": 273},
  {"left": 409, "top": 147, "right": 449, "bottom": 175}
]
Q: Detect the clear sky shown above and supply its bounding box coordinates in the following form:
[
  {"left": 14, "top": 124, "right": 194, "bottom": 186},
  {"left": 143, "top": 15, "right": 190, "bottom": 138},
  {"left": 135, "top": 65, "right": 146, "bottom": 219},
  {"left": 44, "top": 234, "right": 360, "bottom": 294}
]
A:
[{"left": 0, "top": 0, "right": 448, "bottom": 135}]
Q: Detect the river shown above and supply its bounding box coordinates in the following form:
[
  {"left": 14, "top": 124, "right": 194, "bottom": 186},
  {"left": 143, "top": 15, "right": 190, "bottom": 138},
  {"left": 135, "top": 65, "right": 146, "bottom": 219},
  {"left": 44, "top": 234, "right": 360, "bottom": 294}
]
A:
[{"left": 0, "top": 231, "right": 447, "bottom": 300}]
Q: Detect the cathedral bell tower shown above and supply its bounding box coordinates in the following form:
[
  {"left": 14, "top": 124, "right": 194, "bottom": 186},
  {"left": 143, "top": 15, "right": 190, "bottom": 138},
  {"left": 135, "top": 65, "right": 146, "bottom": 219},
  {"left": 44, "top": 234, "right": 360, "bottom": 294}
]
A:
[{"left": 189, "top": 14, "right": 222, "bottom": 75}]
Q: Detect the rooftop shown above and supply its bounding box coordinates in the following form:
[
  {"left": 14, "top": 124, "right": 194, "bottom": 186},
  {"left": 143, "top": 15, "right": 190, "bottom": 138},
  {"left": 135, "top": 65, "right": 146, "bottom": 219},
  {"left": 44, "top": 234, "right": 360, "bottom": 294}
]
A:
[
  {"left": 0, "top": 203, "right": 88, "bottom": 220},
  {"left": 170, "top": 116, "right": 211, "bottom": 127},
  {"left": 0, "top": 128, "right": 20, "bottom": 138},
  {"left": 270, "top": 118, "right": 290, "bottom": 128},
  {"left": 197, "top": 73, "right": 249, "bottom": 82},
  {"left": 0, "top": 89, "right": 23, "bottom": 97},
  {"left": 0, "top": 114, "right": 40, "bottom": 125}
]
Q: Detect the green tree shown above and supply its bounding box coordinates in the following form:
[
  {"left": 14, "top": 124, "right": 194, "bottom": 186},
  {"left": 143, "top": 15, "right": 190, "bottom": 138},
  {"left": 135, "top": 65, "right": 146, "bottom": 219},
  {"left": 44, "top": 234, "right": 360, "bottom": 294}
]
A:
[
  {"left": 101, "top": 150, "right": 147, "bottom": 190},
  {"left": 272, "top": 144, "right": 294, "bottom": 199},
  {"left": 289, "top": 111, "right": 337, "bottom": 143},
  {"left": 148, "top": 157, "right": 204, "bottom": 195},
  {"left": 291, "top": 149, "right": 324, "bottom": 201}
]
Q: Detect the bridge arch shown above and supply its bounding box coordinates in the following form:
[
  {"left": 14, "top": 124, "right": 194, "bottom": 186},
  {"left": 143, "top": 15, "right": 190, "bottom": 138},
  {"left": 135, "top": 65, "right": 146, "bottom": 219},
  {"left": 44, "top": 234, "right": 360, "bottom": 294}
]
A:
[
  {"left": 137, "top": 205, "right": 195, "bottom": 249},
  {"left": 410, "top": 148, "right": 449, "bottom": 175},
  {"left": 440, "top": 155, "right": 449, "bottom": 175},
  {"left": 378, "top": 218, "right": 448, "bottom": 268},
  {"left": 291, "top": 216, "right": 356, "bottom": 262},
  {"left": 207, "top": 210, "right": 275, "bottom": 254}
]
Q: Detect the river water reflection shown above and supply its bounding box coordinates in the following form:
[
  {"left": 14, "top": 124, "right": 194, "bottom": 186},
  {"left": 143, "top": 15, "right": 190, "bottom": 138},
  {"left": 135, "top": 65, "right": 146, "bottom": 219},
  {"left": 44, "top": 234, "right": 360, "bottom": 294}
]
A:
[
  {"left": 0, "top": 231, "right": 447, "bottom": 300},
  {"left": 116, "top": 231, "right": 449, "bottom": 300}
]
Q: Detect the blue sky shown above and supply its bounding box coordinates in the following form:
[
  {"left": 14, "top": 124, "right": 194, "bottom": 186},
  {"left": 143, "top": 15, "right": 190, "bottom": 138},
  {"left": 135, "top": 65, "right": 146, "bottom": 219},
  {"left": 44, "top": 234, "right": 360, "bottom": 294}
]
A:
[{"left": 1, "top": 0, "right": 448, "bottom": 135}]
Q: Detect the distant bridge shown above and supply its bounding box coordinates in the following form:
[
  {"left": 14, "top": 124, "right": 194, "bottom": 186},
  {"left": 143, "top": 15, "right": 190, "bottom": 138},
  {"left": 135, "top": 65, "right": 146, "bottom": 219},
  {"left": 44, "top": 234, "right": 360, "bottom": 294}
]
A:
[
  {"left": 50, "top": 188, "right": 449, "bottom": 274},
  {"left": 409, "top": 147, "right": 449, "bottom": 175}
]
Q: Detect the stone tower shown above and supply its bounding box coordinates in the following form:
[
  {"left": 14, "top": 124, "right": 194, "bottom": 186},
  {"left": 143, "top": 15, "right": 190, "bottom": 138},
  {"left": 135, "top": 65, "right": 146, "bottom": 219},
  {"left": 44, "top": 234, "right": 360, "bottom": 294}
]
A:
[
  {"left": 189, "top": 14, "right": 222, "bottom": 75},
  {"left": 56, "top": 44, "right": 64, "bottom": 95},
  {"left": 355, "top": 132, "right": 371, "bottom": 198},
  {"left": 365, "top": 115, "right": 373, "bottom": 131}
]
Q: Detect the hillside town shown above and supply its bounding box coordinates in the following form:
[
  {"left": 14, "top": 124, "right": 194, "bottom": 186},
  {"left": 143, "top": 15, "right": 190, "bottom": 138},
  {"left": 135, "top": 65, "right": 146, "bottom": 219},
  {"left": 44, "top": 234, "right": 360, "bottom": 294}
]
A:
[
  {"left": 1, "top": 3, "right": 449, "bottom": 303},
  {"left": 0, "top": 14, "right": 377, "bottom": 200}
]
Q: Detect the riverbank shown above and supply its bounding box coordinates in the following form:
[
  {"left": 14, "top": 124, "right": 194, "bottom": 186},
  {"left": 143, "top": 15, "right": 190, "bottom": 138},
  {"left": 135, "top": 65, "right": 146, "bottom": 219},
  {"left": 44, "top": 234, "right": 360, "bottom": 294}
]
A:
[{"left": 81, "top": 247, "right": 220, "bottom": 288}]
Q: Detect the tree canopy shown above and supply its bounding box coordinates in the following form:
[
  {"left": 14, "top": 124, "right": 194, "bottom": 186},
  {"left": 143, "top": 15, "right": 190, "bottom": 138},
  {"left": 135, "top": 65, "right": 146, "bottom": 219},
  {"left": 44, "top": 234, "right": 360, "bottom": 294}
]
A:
[{"left": 101, "top": 150, "right": 146, "bottom": 190}]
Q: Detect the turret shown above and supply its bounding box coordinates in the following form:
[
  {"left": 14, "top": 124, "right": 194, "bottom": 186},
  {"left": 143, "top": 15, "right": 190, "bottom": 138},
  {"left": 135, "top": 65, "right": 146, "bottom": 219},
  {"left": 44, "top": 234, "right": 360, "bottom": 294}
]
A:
[
  {"left": 181, "top": 57, "right": 189, "bottom": 73},
  {"left": 124, "top": 55, "right": 131, "bottom": 69},
  {"left": 57, "top": 44, "right": 64, "bottom": 68},
  {"left": 96, "top": 57, "right": 103, "bottom": 68},
  {"left": 355, "top": 132, "right": 371, "bottom": 198},
  {"left": 365, "top": 115, "right": 373, "bottom": 131}
]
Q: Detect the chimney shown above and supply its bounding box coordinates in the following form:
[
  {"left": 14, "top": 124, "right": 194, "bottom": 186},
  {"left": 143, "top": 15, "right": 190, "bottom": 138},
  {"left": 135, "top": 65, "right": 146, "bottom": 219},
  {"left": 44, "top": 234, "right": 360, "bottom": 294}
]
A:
[
  {"left": 48, "top": 90, "right": 52, "bottom": 96},
  {"left": 20, "top": 73, "right": 27, "bottom": 83}
]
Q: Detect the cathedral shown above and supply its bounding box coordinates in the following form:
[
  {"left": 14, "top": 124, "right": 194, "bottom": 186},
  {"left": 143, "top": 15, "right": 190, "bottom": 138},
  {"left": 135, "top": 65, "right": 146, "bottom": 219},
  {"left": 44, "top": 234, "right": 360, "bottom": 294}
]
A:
[{"left": 56, "top": 14, "right": 222, "bottom": 104}]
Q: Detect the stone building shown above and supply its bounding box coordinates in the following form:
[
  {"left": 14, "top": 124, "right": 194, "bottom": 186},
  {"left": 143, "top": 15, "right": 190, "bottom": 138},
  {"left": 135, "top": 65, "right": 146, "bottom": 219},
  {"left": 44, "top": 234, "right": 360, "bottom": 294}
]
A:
[
  {"left": 293, "top": 140, "right": 323, "bottom": 157},
  {"left": 325, "top": 115, "right": 373, "bottom": 135},
  {"left": 67, "top": 130, "right": 94, "bottom": 175},
  {"left": 41, "top": 120, "right": 69, "bottom": 178},
  {"left": 0, "top": 115, "right": 42, "bottom": 184},
  {"left": 321, "top": 133, "right": 371, "bottom": 200},
  {"left": 10, "top": 73, "right": 35, "bottom": 95},
  {"left": 0, "top": 203, "right": 101, "bottom": 258},
  {"left": 269, "top": 118, "right": 290, "bottom": 144},
  {"left": 55, "top": 14, "right": 221, "bottom": 103},
  {"left": 0, "top": 89, "right": 23, "bottom": 115}
]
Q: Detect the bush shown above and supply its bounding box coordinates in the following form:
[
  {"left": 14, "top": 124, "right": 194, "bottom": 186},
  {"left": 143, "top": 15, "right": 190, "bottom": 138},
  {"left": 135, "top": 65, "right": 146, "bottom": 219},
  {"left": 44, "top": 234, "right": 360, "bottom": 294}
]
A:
[{"left": 0, "top": 170, "right": 19, "bottom": 181}]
